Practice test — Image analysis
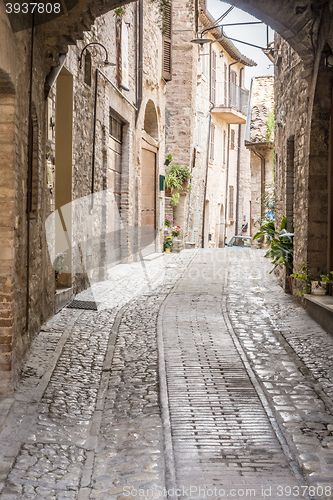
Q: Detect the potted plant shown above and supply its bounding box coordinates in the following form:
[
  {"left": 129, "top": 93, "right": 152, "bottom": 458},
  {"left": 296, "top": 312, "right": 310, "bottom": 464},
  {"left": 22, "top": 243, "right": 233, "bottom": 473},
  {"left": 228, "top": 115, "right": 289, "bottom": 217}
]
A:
[
  {"left": 171, "top": 225, "right": 182, "bottom": 238},
  {"left": 291, "top": 263, "right": 333, "bottom": 296},
  {"left": 164, "top": 153, "right": 173, "bottom": 166},
  {"left": 165, "top": 163, "right": 192, "bottom": 207},
  {"left": 165, "top": 216, "right": 173, "bottom": 228},
  {"left": 53, "top": 252, "right": 68, "bottom": 283},
  {"left": 164, "top": 236, "right": 173, "bottom": 253},
  {"left": 311, "top": 272, "right": 333, "bottom": 295}
]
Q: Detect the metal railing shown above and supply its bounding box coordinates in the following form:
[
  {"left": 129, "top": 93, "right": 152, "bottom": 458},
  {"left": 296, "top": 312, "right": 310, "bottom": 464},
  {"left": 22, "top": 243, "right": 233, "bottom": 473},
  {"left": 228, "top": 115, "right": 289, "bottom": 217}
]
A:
[{"left": 215, "top": 82, "right": 249, "bottom": 115}]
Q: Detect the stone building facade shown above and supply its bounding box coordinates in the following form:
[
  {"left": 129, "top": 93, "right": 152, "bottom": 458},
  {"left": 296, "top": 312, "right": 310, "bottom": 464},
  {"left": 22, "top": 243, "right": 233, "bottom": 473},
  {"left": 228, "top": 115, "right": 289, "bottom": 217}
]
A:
[
  {"left": 218, "top": 0, "right": 333, "bottom": 332},
  {"left": 0, "top": 0, "right": 167, "bottom": 395},
  {"left": 246, "top": 75, "right": 274, "bottom": 236},
  {"left": 165, "top": 3, "right": 255, "bottom": 248}
]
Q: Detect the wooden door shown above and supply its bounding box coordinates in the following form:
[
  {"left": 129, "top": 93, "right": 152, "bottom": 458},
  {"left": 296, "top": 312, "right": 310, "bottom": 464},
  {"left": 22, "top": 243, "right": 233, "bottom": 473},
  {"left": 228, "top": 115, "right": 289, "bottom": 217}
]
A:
[
  {"left": 107, "top": 136, "right": 122, "bottom": 266},
  {"left": 141, "top": 148, "right": 156, "bottom": 255}
]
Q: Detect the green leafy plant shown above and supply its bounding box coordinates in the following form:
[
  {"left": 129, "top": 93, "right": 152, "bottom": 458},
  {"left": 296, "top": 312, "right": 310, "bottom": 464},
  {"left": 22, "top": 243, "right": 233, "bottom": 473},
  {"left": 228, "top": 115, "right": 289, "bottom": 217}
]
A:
[
  {"left": 113, "top": 6, "right": 126, "bottom": 17},
  {"left": 53, "top": 252, "right": 68, "bottom": 274},
  {"left": 291, "top": 264, "right": 333, "bottom": 295},
  {"left": 253, "top": 215, "right": 294, "bottom": 274},
  {"left": 318, "top": 272, "right": 333, "bottom": 285},
  {"left": 171, "top": 192, "right": 180, "bottom": 206},
  {"left": 164, "top": 236, "right": 173, "bottom": 250},
  {"left": 165, "top": 163, "right": 192, "bottom": 206},
  {"left": 291, "top": 262, "right": 310, "bottom": 295},
  {"left": 265, "top": 110, "right": 275, "bottom": 142}
]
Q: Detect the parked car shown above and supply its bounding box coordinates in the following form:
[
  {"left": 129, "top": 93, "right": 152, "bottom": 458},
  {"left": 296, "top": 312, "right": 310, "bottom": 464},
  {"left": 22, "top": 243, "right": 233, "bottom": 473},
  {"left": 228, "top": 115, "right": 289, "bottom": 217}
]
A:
[{"left": 227, "top": 236, "right": 252, "bottom": 248}]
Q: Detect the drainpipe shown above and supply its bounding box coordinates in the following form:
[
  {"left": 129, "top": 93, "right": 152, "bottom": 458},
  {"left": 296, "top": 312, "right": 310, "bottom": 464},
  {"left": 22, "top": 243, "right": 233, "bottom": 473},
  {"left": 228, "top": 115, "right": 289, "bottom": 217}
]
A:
[
  {"left": 201, "top": 42, "right": 214, "bottom": 248},
  {"left": 26, "top": 13, "right": 35, "bottom": 333},
  {"left": 91, "top": 67, "right": 99, "bottom": 207},
  {"left": 136, "top": 0, "right": 143, "bottom": 123},
  {"left": 235, "top": 123, "right": 242, "bottom": 234},
  {"left": 224, "top": 123, "right": 231, "bottom": 244}
]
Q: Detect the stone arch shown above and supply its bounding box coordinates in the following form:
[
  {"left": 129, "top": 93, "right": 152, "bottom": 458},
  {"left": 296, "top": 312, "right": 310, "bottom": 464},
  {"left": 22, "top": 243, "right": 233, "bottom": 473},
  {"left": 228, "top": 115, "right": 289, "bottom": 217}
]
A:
[
  {"left": 307, "top": 44, "right": 332, "bottom": 279},
  {"left": 143, "top": 99, "right": 159, "bottom": 140},
  {"left": 216, "top": 0, "right": 315, "bottom": 64},
  {"left": 0, "top": 68, "right": 16, "bottom": 395}
]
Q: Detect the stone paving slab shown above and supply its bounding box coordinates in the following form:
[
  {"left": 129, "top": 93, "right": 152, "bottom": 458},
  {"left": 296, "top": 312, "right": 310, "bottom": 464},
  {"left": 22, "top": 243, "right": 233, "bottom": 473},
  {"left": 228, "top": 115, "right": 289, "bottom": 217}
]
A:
[
  {"left": 0, "top": 251, "right": 197, "bottom": 500},
  {"left": 160, "top": 250, "right": 307, "bottom": 500},
  {"left": 1, "top": 248, "right": 333, "bottom": 500}
]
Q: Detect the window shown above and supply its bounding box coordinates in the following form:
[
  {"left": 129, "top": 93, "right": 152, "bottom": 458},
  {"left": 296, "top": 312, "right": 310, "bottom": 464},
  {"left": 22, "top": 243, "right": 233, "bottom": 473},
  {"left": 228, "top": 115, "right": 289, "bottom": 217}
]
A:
[
  {"left": 229, "top": 185, "right": 234, "bottom": 220},
  {"left": 211, "top": 50, "right": 217, "bottom": 104},
  {"left": 224, "top": 63, "right": 228, "bottom": 106},
  {"left": 109, "top": 112, "right": 123, "bottom": 143},
  {"left": 230, "top": 129, "right": 235, "bottom": 150},
  {"left": 162, "top": 1, "right": 172, "bottom": 81},
  {"left": 230, "top": 69, "right": 237, "bottom": 107},
  {"left": 84, "top": 50, "right": 92, "bottom": 86},
  {"left": 209, "top": 124, "right": 215, "bottom": 162}
]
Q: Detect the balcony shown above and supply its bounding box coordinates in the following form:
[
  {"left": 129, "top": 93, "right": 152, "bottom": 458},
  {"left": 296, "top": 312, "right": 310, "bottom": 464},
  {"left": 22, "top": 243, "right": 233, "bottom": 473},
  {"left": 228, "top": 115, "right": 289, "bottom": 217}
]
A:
[{"left": 212, "top": 83, "right": 249, "bottom": 124}]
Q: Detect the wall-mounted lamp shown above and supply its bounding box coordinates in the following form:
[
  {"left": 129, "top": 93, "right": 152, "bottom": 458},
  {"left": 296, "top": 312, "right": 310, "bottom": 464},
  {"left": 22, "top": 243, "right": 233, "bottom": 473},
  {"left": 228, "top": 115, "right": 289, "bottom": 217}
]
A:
[
  {"left": 78, "top": 42, "right": 116, "bottom": 68},
  {"left": 190, "top": 22, "right": 268, "bottom": 51},
  {"left": 78, "top": 42, "right": 116, "bottom": 210}
]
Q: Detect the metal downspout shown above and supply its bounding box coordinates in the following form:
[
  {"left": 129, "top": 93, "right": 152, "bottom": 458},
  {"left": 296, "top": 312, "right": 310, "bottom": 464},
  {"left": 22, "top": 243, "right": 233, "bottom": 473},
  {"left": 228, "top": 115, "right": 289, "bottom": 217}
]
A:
[
  {"left": 91, "top": 67, "right": 99, "bottom": 207},
  {"left": 201, "top": 42, "right": 214, "bottom": 248},
  {"left": 26, "top": 13, "right": 35, "bottom": 333},
  {"left": 235, "top": 123, "right": 242, "bottom": 234},
  {"left": 136, "top": 0, "right": 143, "bottom": 123}
]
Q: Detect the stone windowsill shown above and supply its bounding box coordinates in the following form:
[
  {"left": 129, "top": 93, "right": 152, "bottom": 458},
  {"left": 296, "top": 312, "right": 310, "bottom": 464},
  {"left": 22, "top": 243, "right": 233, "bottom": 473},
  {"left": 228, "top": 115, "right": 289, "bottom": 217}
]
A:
[{"left": 304, "top": 294, "right": 333, "bottom": 312}]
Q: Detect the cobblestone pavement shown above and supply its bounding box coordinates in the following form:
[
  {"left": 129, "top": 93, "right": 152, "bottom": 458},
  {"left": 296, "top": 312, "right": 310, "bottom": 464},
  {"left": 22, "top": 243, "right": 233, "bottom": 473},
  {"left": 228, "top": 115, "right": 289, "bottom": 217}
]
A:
[
  {"left": 1, "top": 249, "right": 333, "bottom": 500},
  {"left": 0, "top": 251, "right": 197, "bottom": 500}
]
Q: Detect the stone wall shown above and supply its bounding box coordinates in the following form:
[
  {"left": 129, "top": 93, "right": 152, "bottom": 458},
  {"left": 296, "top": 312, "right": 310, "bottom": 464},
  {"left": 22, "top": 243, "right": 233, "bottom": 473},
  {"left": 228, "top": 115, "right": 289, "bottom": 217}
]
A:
[{"left": 0, "top": 0, "right": 166, "bottom": 394}]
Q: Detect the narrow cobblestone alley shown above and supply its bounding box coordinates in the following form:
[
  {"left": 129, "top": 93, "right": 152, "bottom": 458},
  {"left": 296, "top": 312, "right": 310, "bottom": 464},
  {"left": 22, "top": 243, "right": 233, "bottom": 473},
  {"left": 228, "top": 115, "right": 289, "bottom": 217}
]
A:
[{"left": 0, "top": 249, "right": 333, "bottom": 500}]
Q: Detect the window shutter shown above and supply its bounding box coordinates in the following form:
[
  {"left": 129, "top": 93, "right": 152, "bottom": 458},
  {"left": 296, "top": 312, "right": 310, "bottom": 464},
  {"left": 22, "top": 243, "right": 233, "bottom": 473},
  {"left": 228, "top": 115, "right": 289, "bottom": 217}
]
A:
[
  {"left": 229, "top": 185, "right": 234, "bottom": 220},
  {"left": 231, "top": 129, "right": 235, "bottom": 150},
  {"left": 211, "top": 50, "right": 216, "bottom": 104},
  {"left": 224, "top": 63, "right": 227, "bottom": 106},
  {"left": 162, "top": 3, "right": 172, "bottom": 81},
  {"left": 209, "top": 124, "right": 215, "bottom": 162}
]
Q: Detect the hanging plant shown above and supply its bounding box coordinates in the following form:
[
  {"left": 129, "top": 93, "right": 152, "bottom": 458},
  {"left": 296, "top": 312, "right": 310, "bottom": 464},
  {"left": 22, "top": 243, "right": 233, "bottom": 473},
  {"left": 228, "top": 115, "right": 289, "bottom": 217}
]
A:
[{"left": 114, "top": 6, "right": 126, "bottom": 18}]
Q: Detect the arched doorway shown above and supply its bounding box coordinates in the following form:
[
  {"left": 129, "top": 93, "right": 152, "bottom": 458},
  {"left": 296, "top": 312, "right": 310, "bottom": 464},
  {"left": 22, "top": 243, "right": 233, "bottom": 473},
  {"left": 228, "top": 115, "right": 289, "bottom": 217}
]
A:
[
  {"left": 0, "top": 68, "right": 16, "bottom": 394},
  {"left": 141, "top": 99, "right": 159, "bottom": 256}
]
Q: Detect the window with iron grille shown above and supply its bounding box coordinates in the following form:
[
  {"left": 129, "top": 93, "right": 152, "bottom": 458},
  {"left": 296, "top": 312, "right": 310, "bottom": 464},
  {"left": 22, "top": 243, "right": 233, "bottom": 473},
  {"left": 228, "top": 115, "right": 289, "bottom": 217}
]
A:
[
  {"left": 229, "top": 185, "right": 234, "bottom": 220},
  {"left": 162, "top": 2, "right": 172, "bottom": 81}
]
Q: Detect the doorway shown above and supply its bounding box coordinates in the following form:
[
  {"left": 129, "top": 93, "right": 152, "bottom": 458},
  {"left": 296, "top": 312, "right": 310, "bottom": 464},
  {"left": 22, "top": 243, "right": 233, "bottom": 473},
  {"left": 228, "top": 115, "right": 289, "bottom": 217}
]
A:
[
  {"left": 141, "top": 145, "right": 157, "bottom": 256},
  {"left": 55, "top": 68, "right": 73, "bottom": 288}
]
